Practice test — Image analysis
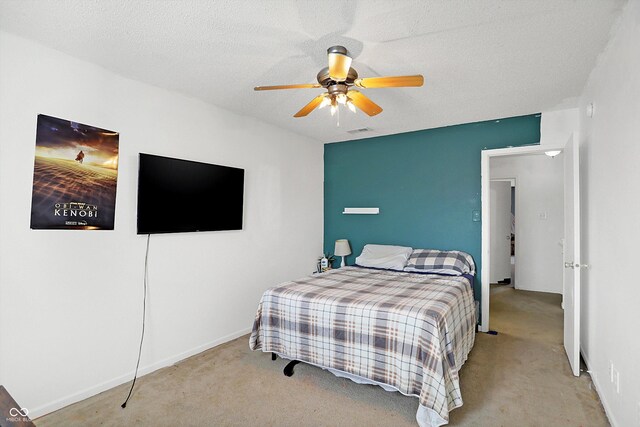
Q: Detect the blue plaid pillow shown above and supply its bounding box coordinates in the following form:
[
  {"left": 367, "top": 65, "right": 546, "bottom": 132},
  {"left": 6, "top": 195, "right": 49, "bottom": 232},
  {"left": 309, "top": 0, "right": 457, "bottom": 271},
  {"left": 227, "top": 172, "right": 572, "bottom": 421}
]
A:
[{"left": 404, "top": 249, "right": 475, "bottom": 275}]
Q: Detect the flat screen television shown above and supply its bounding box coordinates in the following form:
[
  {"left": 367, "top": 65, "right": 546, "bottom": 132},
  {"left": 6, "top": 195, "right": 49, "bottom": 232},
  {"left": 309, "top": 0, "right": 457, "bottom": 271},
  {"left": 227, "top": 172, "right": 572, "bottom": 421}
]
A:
[{"left": 137, "top": 153, "right": 244, "bottom": 234}]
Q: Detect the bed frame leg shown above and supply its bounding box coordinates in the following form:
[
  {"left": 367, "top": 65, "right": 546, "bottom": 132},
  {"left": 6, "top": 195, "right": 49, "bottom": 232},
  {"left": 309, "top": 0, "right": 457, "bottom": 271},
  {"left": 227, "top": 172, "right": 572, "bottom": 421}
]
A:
[
  {"left": 271, "top": 352, "right": 277, "bottom": 361},
  {"left": 283, "top": 360, "right": 301, "bottom": 377}
]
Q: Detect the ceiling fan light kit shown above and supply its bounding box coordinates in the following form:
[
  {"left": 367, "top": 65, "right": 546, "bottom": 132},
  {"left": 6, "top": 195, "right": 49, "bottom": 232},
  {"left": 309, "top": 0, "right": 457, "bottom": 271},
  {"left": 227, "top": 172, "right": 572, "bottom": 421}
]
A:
[{"left": 254, "top": 45, "right": 424, "bottom": 119}]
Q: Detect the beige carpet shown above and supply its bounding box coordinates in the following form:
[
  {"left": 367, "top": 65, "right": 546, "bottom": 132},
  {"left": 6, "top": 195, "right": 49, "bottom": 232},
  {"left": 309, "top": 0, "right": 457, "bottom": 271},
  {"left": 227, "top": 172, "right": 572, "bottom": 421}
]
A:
[{"left": 36, "top": 286, "right": 608, "bottom": 426}]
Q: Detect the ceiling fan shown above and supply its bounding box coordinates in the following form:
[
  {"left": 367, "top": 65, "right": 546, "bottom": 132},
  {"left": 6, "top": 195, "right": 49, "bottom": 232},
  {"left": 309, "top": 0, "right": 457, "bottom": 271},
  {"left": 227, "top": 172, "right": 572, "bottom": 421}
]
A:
[{"left": 254, "top": 46, "right": 424, "bottom": 118}]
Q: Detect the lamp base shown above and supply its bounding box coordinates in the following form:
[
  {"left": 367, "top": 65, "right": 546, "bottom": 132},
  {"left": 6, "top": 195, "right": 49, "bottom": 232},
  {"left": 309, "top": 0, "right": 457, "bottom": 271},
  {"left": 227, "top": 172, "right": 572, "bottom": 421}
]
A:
[{"left": 340, "top": 256, "right": 346, "bottom": 268}]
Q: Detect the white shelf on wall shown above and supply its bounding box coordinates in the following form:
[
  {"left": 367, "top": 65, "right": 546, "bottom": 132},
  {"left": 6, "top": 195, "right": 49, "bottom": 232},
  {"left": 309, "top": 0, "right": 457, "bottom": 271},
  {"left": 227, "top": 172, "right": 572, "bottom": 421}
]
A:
[{"left": 342, "top": 208, "right": 379, "bottom": 215}]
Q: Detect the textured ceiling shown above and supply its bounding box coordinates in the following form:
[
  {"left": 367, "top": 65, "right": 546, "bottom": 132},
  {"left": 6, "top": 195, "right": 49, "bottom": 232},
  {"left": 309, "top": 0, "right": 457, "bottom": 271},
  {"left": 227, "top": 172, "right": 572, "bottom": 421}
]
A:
[{"left": 0, "top": 0, "right": 625, "bottom": 143}]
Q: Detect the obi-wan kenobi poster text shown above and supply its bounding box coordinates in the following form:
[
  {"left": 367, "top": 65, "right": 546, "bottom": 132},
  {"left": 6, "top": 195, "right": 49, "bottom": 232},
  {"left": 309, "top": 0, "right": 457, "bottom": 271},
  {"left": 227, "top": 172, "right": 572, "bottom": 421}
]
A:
[{"left": 30, "top": 114, "right": 119, "bottom": 230}]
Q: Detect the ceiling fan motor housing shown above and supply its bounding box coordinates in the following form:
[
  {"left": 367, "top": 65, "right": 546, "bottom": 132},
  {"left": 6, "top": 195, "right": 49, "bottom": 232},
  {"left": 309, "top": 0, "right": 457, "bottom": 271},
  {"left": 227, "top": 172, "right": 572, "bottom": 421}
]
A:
[
  {"left": 327, "top": 83, "right": 349, "bottom": 96},
  {"left": 317, "top": 67, "right": 358, "bottom": 87}
]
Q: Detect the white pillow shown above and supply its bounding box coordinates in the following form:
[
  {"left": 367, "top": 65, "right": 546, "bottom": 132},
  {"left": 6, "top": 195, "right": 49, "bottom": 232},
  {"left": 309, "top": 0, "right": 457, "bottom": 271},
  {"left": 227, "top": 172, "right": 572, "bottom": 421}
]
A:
[{"left": 355, "top": 244, "right": 413, "bottom": 270}]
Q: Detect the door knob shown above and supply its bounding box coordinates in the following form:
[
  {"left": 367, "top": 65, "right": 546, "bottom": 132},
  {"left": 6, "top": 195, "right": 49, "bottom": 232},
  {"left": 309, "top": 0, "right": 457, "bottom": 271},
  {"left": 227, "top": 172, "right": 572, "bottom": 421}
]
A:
[{"left": 564, "top": 262, "right": 574, "bottom": 269}]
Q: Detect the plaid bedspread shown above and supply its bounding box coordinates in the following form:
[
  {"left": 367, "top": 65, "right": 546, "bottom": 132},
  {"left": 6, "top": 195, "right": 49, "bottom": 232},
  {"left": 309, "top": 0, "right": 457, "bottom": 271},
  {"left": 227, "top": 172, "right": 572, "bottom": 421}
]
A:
[{"left": 249, "top": 266, "right": 476, "bottom": 424}]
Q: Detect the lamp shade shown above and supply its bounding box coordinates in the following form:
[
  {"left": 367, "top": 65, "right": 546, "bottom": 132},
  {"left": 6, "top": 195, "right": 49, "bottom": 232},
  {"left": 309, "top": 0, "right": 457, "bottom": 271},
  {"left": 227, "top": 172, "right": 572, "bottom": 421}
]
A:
[{"left": 334, "top": 239, "right": 352, "bottom": 256}]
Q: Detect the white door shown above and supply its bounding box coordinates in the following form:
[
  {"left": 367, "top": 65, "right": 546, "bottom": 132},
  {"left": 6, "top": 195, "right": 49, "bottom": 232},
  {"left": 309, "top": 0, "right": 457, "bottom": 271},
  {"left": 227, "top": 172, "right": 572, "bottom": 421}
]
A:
[
  {"left": 563, "top": 133, "right": 581, "bottom": 377},
  {"left": 490, "top": 181, "right": 512, "bottom": 283}
]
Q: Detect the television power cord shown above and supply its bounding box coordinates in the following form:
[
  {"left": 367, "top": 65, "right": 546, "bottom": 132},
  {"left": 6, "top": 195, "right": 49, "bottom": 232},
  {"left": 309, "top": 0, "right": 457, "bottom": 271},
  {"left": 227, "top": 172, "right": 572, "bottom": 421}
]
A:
[{"left": 121, "top": 233, "right": 150, "bottom": 408}]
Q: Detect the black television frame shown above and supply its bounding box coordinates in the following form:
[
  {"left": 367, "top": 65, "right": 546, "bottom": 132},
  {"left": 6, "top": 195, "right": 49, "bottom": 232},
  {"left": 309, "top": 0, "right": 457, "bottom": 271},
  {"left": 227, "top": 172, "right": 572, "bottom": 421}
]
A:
[{"left": 136, "top": 153, "right": 245, "bottom": 235}]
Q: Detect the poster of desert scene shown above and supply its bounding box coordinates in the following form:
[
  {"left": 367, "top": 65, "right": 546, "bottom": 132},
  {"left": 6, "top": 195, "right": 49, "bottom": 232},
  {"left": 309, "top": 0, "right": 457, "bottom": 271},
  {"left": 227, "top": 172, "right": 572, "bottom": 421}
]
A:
[{"left": 30, "top": 114, "right": 119, "bottom": 230}]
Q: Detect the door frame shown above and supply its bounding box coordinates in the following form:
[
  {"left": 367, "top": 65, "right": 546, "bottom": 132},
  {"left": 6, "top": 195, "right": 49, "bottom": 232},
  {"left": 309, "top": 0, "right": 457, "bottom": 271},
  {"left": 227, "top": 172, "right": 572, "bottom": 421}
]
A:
[{"left": 480, "top": 144, "right": 564, "bottom": 332}]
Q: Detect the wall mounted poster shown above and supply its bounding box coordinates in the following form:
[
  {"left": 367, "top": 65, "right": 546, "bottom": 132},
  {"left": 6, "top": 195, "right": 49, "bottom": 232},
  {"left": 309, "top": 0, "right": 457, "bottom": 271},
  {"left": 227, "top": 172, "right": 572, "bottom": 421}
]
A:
[{"left": 30, "top": 114, "right": 119, "bottom": 230}]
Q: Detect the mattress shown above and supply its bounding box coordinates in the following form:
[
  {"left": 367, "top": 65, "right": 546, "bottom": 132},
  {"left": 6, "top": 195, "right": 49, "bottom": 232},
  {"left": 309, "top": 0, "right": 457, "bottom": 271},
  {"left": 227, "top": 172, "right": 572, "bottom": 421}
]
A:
[{"left": 249, "top": 266, "right": 476, "bottom": 426}]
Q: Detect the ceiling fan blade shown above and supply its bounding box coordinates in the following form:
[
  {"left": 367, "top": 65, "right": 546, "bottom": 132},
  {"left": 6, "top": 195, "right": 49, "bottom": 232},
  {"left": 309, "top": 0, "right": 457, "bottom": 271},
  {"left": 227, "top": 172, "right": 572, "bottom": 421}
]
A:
[
  {"left": 254, "top": 84, "right": 322, "bottom": 91},
  {"left": 354, "top": 75, "right": 424, "bottom": 89},
  {"left": 328, "top": 46, "right": 352, "bottom": 82},
  {"left": 347, "top": 90, "right": 383, "bottom": 116},
  {"left": 294, "top": 95, "right": 326, "bottom": 118}
]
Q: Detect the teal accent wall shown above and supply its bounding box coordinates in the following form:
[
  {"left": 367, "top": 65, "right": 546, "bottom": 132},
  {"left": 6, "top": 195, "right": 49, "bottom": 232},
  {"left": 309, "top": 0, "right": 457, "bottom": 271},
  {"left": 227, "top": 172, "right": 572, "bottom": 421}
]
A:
[{"left": 324, "top": 114, "right": 540, "bottom": 301}]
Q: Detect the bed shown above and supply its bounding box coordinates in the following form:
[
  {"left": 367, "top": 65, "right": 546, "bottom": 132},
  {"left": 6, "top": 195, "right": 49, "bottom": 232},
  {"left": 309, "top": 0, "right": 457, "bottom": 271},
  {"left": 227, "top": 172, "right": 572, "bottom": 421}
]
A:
[{"left": 249, "top": 247, "right": 476, "bottom": 427}]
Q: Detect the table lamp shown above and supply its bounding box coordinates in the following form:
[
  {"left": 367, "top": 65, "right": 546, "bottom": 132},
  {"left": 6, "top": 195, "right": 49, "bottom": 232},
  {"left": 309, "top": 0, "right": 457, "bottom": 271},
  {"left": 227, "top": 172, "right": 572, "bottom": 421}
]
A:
[{"left": 334, "top": 239, "right": 351, "bottom": 268}]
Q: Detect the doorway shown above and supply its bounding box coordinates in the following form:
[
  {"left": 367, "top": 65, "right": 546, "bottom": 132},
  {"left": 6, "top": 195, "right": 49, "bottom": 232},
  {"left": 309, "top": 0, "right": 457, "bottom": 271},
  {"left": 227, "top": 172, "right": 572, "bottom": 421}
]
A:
[
  {"left": 480, "top": 134, "right": 582, "bottom": 376},
  {"left": 490, "top": 179, "right": 515, "bottom": 287},
  {"left": 482, "top": 144, "right": 566, "bottom": 332}
]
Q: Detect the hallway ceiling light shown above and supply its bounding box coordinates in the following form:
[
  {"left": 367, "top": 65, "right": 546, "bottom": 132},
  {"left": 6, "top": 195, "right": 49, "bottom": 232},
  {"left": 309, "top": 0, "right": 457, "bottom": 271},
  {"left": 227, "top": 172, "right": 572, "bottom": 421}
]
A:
[{"left": 545, "top": 150, "right": 561, "bottom": 157}]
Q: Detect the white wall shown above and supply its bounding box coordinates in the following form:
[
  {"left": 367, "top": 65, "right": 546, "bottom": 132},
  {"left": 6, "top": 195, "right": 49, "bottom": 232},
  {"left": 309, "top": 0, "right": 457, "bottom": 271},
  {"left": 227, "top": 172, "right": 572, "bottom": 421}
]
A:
[
  {"left": 0, "top": 32, "right": 324, "bottom": 417},
  {"left": 578, "top": 1, "right": 640, "bottom": 425},
  {"left": 540, "top": 107, "right": 579, "bottom": 146},
  {"left": 491, "top": 154, "right": 564, "bottom": 294}
]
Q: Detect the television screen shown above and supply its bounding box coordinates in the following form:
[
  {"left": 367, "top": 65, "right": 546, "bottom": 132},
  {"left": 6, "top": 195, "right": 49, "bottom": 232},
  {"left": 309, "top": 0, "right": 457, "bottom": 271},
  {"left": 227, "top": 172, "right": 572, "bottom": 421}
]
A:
[{"left": 137, "top": 153, "right": 244, "bottom": 234}]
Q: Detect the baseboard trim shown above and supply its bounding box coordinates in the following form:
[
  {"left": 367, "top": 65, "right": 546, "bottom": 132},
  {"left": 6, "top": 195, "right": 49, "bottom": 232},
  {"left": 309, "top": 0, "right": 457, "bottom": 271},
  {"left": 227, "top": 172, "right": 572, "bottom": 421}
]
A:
[
  {"left": 581, "top": 347, "right": 617, "bottom": 427},
  {"left": 31, "top": 327, "right": 252, "bottom": 419},
  {"left": 512, "top": 285, "right": 563, "bottom": 295}
]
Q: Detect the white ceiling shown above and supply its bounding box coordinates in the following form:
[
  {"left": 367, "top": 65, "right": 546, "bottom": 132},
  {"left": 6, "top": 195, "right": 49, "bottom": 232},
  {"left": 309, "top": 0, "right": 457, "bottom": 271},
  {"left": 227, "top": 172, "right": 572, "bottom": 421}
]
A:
[{"left": 0, "top": 0, "right": 625, "bottom": 143}]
